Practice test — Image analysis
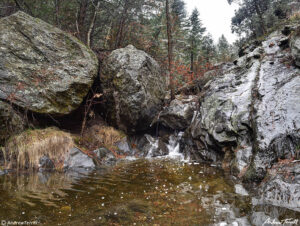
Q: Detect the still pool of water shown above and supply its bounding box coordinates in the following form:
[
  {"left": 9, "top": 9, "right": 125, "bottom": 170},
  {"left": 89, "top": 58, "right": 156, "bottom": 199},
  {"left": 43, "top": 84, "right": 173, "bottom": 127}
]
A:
[{"left": 0, "top": 159, "right": 299, "bottom": 225}]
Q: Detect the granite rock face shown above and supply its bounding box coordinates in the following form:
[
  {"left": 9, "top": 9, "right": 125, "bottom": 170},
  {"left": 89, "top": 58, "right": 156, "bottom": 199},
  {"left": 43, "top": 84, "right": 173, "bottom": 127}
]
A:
[
  {"left": 101, "top": 45, "right": 166, "bottom": 133},
  {"left": 182, "top": 28, "right": 300, "bottom": 182},
  {"left": 254, "top": 162, "right": 300, "bottom": 212},
  {"left": 0, "top": 11, "right": 98, "bottom": 115}
]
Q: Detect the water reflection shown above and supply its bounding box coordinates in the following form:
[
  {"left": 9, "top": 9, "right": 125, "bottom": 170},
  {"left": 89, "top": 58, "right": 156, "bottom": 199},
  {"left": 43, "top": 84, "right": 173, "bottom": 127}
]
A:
[{"left": 0, "top": 159, "right": 299, "bottom": 225}]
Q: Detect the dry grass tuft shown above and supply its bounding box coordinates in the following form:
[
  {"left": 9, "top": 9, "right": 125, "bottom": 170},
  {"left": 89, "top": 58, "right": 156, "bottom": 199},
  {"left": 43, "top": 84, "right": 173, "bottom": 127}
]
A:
[
  {"left": 3, "top": 127, "right": 74, "bottom": 170},
  {"left": 76, "top": 124, "right": 126, "bottom": 153}
]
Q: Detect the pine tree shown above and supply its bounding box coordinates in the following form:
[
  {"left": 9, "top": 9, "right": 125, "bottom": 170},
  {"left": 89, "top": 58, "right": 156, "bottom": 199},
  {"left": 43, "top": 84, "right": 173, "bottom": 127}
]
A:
[
  {"left": 171, "top": 0, "right": 187, "bottom": 61},
  {"left": 229, "top": 0, "right": 272, "bottom": 37},
  {"left": 217, "top": 34, "right": 230, "bottom": 61},
  {"left": 201, "top": 33, "right": 216, "bottom": 63},
  {"left": 187, "top": 8, "right": 206, "bottom": 73}
]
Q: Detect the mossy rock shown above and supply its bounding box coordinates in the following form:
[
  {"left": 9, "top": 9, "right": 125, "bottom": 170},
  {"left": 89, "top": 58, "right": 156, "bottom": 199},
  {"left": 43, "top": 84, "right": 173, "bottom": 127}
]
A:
[
  {"left": 0, "top": 11, "right": 98, "bottom": 115},
  {"left": 101, "top": 45, "right": 166, "bottom": 133}
]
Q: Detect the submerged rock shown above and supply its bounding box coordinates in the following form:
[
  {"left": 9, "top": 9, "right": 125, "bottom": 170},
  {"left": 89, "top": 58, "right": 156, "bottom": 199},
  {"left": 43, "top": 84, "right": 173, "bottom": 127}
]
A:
[
  {"left": 93, "top": 148, "right": 117, "bottom": 166},
  {"left": 0, "top": 11, "right": 98, "bottom": 115},
  {"left": 0, "top": 100, "right": 25, "bottom": 145},
  {"left": 101, "top": 45, "right": 166, "bottom": 133}
]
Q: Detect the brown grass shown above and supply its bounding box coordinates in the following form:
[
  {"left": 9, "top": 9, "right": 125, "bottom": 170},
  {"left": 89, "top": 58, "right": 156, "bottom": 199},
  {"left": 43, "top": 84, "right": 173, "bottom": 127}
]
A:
[
  {"left": 3, "top": 127, "right": 74, "bottom": 170},
  {"left": 77, "top": 124, "right": 126, "bottom": 151}
]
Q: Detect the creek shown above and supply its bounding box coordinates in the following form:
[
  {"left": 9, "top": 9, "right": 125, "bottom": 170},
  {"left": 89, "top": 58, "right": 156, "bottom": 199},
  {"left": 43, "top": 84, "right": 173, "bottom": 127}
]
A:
[{"left": 0, "top": 144, "right": 299, "bottom": 225}]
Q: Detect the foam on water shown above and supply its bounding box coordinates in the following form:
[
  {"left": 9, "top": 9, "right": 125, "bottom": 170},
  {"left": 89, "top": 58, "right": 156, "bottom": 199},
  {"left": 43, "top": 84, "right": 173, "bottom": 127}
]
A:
[{"left": 165, "top": 132, "right": 186, "bottom": 161}]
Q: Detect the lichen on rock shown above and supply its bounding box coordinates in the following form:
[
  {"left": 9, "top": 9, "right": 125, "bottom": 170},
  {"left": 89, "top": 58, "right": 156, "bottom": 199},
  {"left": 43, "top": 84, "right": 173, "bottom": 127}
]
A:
[
  {"left": 101, "top": 45, "right": 166, "bottom": 133},
  {"left": 0, "top": 11, "right": 99, "bottom": 115}
]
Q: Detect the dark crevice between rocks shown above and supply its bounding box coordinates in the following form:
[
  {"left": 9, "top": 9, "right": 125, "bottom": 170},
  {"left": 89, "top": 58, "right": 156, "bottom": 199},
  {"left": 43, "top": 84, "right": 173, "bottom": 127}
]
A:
[
  {"left": 242, "top": 59, "right": 263, "bottom": 184},
  {"left": 269, "top": 133, "right": 300, "bottom": 160}
]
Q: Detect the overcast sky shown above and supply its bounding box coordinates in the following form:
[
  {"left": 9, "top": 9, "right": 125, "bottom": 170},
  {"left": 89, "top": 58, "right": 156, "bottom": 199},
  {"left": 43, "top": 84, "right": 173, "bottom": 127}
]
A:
[{"left": 184, "top": 0, "right": 239, "bottom": 43}]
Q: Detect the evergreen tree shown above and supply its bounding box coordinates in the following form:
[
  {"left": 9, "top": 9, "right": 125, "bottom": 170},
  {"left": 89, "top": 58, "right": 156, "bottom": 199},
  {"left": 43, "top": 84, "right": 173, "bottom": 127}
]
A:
[
  {"left": 229, "top": 0, "right": 274, "bottom": 38},
  {"left": 171, "top": 0, "right": 187, "bottom": 61},
  {"left": 187, "top": 8, "right": 206, "bottom": 72},
  {"left": 171, "top": 0, "right": 186, "bottom": 24},
  {"left": 217, "top": 34, "right": 230, "bottom": 61},
  {"left": 201, "top": 33, "right": 216, "bottom": 63}
]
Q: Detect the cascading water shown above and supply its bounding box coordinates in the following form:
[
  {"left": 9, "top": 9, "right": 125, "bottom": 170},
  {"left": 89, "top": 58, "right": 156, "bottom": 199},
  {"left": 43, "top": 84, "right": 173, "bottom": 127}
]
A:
[
  {"left": 166, "top": 132, "right": 185, "bottom": 160},
  {"left": 145, "top": 132, "right": 186, "bottom": 160},
  {"left": 145, "top": 134, "right": 159, "bottom": 158}
]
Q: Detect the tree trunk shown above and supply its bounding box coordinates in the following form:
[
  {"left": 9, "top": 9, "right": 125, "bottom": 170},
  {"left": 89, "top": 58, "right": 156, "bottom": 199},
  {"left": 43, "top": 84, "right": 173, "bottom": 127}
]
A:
[
  {"left": 76, "top": 0, "right": 89, "bottom": 42},
  {"left": 14, "top": 0, "right": 33, "bottom": 15},
  {"left": 166, "top": 0, "right": 175, "bottom": 100},
  {"left": 115, "top": 0, "right": 129, "bottom": 49},
  {"left": 190, "top": 40, "right": 194, "bottom": 72},
  {"left": 87, "top": 1, "right": 100, "bottom": 48},
  {"left": 54, "top": 0, "right": 60, "bottom": 27}
]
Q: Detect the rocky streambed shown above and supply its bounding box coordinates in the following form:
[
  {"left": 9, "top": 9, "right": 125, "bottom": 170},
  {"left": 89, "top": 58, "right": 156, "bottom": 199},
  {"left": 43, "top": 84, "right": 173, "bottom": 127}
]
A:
[{"left": 0, "top": 12, "right": 300, "bottom": 225}]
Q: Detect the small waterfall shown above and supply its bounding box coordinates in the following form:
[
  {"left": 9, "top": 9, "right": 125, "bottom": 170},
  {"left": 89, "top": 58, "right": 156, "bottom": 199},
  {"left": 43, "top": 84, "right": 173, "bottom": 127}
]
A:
[
  {"left": 138, "top": 133, "right": 186, "bottom": 161},
  {"left": 166, "top": 132, "right": 185, "bottom": 160},
  {"left": 145, "top": 135, "right": 159, "bottom": 158}
]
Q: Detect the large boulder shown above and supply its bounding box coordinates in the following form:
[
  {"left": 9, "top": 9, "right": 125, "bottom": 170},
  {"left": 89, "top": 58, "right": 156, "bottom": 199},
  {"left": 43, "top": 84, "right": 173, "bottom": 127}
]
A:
[
  {"left": 0, "top": 11, "right": 98, "bottom": 114},
  {"left": 101, "top": 45, "right": 166, "bottom": 133},
  {"left": 0, "top": 100, "right": 25, "bottom": 145},
  {"left": 182, "top": 29, "right": 300, "bottom": 182}
]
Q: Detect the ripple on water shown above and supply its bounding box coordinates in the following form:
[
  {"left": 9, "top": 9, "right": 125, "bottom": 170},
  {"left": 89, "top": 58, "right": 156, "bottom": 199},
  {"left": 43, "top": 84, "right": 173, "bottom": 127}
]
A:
[{"left": 0, "top": 159, "right": 299, "bottom": 225}]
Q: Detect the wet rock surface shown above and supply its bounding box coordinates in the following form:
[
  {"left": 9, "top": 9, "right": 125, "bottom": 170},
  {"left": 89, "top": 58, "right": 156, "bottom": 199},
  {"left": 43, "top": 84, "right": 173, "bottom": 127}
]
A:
[
  {"left": 0, "top": 100, "right": 25, "bottom": 145},
  {"left": 181, "top": 27, "right": 300, "bottom": 182},
  {"left": 38, "top": 156, "right": 55, "bottom": 172},
  {"left": 154, "top": 95, "right": 197, "bottom": 130},
  {"left": 101, "top": 45, "right": 166, "bottom": 133},
  {"left": 63, "top": 147, "right": 95, "bottom": 170},
  {"left": 0, "top": 11, "right": 98, "bottom": 115},
  {"left": 93, "top": 147, "right": 117, "bottom": 166},
  {"left": 116, "top": 134, "right": 170, "bottom": 158},
  {"left": 255, "top": 161, "right": 300, "bottom": 212}
]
